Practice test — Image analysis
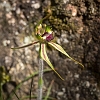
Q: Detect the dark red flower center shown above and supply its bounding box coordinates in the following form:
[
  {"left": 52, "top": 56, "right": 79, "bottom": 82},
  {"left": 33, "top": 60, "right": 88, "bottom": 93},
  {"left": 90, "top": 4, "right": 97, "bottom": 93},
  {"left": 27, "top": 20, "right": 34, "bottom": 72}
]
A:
[{"left": 42, "top": 32, "right": 54, "bottom": 42}]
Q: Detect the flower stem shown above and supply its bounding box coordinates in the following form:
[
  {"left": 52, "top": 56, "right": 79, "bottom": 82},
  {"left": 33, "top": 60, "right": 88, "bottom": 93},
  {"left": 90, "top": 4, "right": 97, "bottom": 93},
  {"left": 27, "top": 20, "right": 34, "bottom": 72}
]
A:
[{"left": 37, "top": 59, "right": 44, "bottom": 100}]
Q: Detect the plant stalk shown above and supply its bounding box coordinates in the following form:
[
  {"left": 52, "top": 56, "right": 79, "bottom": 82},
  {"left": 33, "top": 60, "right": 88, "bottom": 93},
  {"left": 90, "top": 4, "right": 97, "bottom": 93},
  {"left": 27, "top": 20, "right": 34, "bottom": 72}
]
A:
[{"left": 37, "top": 59, "right": 44, "bottom": 100}]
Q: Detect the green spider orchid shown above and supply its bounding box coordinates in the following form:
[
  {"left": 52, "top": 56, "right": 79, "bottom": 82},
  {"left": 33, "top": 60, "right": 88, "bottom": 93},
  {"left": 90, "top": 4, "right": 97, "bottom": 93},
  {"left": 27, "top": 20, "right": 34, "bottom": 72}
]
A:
[{"left": 11, "top": 24, "right": 84, "bottom": 80}]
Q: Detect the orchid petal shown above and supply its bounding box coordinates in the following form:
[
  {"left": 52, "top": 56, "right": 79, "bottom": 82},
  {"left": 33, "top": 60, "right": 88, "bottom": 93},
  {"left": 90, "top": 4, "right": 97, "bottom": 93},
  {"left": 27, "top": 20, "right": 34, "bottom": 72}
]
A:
[
  {"left": 40, "top": 43, "right": 64, "bottom": 80},
  {"left": 11, "top": 41, "right": 39, "bottom": 49},
  {"left": 45, "top": 26, "right": 52, "bottom": 33},
  {"left": 48, "top": 42, "right": 84, "bottom": 68}
]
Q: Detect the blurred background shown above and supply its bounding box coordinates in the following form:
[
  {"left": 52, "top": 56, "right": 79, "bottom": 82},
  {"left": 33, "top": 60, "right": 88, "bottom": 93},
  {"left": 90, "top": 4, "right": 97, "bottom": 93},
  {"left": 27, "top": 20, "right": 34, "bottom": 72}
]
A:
[{"left": 0, "top": 0, "right": 100, "bottom": 100}]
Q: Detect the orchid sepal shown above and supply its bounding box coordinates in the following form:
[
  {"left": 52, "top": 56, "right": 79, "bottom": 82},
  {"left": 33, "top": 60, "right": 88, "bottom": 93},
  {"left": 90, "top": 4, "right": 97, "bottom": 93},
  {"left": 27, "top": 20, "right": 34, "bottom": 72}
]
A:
[
  {"left": 40, "top": 43, "right": 64, "bottom": 80},
  {"left": 11, "top": 41, "right": 39, "bottom": 49},
  {"left": 48, "top": 42, "right": 84, "bottom": 68}
]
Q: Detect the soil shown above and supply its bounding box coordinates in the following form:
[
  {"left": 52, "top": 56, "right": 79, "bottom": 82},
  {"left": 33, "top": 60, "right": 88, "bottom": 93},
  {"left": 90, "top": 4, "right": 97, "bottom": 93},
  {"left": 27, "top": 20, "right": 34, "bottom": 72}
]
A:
[{"left": 0, "top": 0, "right": 100, "bottom": 100}]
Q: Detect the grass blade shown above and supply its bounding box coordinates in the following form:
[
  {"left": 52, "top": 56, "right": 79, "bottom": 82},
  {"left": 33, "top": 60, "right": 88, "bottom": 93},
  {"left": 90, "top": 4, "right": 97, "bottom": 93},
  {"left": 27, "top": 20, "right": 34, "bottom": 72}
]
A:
[
  {"left": 8, "top": 69, "right": 52, "bottom": 100},
  {"left": 44, "top": 80, "right": 54, "bottom": 100}
]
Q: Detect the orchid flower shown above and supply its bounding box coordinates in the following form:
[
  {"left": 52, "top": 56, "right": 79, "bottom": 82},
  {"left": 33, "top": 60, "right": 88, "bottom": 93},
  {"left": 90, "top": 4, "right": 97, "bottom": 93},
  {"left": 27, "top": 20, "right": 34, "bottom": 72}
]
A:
[{"left": 11, "top": 24, "right": 84, "bottom": 80}]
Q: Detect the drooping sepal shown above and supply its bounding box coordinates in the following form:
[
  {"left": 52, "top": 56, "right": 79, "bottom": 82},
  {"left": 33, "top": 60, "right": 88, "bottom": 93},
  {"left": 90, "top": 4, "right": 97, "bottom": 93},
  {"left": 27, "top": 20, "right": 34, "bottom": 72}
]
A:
[
  {"left": 48, "top": 42, "right": 84, "bottom": 68},
  {"left": 40, "top": 43, "right": 64, "bottom": 80}
]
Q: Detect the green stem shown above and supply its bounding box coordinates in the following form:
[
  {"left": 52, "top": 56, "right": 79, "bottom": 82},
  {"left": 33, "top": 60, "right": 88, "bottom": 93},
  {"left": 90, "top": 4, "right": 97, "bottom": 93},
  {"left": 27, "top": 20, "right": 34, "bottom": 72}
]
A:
[{"left": 37, "top": 59, "right": 44, "bottom": 100}]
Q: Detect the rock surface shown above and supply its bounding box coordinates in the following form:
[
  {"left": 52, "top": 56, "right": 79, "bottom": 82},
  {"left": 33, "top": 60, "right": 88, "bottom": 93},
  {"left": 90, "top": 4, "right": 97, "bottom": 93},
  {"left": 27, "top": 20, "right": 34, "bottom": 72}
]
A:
[{"left": 0, "top": 0, "right": 100, "bottom": 100}]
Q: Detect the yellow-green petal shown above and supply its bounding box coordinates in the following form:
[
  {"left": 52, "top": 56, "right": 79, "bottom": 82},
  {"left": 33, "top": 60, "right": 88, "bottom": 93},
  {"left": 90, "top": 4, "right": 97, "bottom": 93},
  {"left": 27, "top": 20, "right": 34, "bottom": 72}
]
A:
[
  {"left": 40, "top": 44, "right": 64, "bottom": 80},
  {"left": 48, "top": 42, "right": 84, "bottom": 68}
]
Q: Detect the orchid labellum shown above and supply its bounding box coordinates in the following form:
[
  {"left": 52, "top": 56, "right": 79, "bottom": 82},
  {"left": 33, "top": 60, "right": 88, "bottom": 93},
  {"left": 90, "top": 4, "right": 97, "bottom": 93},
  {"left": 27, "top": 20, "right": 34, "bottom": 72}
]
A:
[{"left": 11, "top": 24, "right": 84, "bottom": 80}]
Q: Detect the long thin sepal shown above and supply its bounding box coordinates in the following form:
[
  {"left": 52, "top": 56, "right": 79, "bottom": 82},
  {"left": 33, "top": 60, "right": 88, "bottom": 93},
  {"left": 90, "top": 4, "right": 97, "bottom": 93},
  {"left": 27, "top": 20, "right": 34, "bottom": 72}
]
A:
[
  {"left": 11, "top": 41, "right": 39, "bottom": 49},
  {"left": 40, "top": 44, "right": 64, "bottom": 80},
  {"left": 48, "top": 42, "right": 84, "bottom": 68}
]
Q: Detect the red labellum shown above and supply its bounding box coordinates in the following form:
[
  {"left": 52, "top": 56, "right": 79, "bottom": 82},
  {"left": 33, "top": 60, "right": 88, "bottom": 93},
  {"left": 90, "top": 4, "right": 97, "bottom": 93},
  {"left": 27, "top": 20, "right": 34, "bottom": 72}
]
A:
[{"left": 42, "top": 32, "right": 54, "bottom": 42}]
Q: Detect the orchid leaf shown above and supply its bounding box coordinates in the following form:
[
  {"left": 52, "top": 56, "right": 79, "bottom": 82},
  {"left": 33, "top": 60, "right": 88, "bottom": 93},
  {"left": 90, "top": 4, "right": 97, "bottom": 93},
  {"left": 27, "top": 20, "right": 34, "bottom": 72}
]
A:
[
  {"left": 48, "top": 42, "right": 84, "bottom": 68},
  {"left": 11, "top": 41, "right": 39, "bottom": 49},
  {"left": 40, "top": 44, "right": 64, "bottom": 80}
]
